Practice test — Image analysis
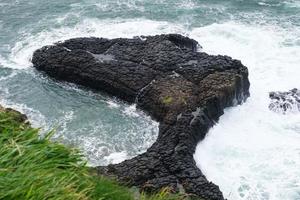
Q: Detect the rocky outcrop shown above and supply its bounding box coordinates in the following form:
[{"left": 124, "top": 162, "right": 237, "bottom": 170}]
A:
[
  {"left": 32, "top": 34, "right": 250, "bottom": 200},
  {"left": 269, "top": 88, "right": 300, "bottom": 114},
  {"left": 0, "top": 105, "right": 28, "bottom": 124}
]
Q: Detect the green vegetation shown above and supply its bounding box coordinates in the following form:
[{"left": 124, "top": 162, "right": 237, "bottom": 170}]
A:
[
  {"left": 162, "top": 96, "right": 173, "bottom": 105},
  {"left": 0, "top": 108, "right": 187, "bottom": 200}
]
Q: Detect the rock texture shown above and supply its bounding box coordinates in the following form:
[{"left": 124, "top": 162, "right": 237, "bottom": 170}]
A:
[
  {"left": 0, "top": 105, "right": 28, "bottom": 124},
  {"left": 269, "top": 88, "right": 300, "bottom": 114},
  {"left": 32, "top": 34, "right": 250, "bottom": 200}
]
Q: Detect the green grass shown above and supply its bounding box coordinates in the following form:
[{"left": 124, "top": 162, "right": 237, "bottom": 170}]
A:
[{"left": 0, "top": 108, "right": 187, "bottom": 200}]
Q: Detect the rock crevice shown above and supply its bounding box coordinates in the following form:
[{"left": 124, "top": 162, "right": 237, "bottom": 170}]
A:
[{"left": 32, "top": 34, "right": 250, "bottom": 200}]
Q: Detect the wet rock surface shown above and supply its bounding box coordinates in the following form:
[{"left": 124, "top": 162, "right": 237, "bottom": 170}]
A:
[
  {"left": 269, "top": 88, "right": 300, "bottom": 114},
  {"left": 32, "top": 34, "right": 250, "bottom": 200}
]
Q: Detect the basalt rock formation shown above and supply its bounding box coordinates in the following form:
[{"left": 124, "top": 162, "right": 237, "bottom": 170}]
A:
[
  {"left": 269, "top": 88, "right": 300, "bottom": 114},
  {"left": 32, "top": 34, "right": 250, "bottom": 200}
]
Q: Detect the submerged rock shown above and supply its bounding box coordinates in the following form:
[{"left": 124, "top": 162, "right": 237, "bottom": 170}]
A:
[
  {"left": 32, "top": 34, "right": 250, "bottom": 200},
  {"left": 269, "top": 88, "right": 300, "bottom": 114}
]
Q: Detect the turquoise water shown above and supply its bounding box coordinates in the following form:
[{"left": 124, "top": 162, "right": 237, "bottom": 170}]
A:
[{"left": 1, "top": 0, "right": 300, "bottom": 199}]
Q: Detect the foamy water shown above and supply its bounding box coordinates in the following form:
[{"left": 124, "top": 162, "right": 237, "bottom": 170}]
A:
[
  {"left": 0, "top": 19, "right": 185, "bottom": 70},
  {"left": 193, "top": 23, "right": 300, "bottom": 199},
  {"left": 1, "top": 0, "right": 300, "bottom": 199},
  {"left": 2, "top": 19, "right": 300, "bottom": 199}
]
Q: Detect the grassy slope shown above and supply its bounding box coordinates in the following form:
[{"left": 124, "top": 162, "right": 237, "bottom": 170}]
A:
[{"left": 0, "top": 107, "right": 186, "bottom": 200}]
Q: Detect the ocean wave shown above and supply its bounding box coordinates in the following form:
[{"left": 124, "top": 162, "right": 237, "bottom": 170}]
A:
[
  {"left": 1, "top": 15, "right": 300, "bottom": 198},
  {"left": 0, "top": 18, "right": 186, "bottom": 70},
  {"left": 284, "top": 0, "right": 300, "bottom": 8},
  {"left": 192, "top": 22, "right": 300, "bottom": 200},
  {"left": 0, "top": 98, "right": 48, "bottom": 129}
]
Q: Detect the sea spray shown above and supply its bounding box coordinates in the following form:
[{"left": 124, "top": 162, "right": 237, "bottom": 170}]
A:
[
  {"left": 193, "top": 22, "right": 300, "bottom": 200},
  {"left": 1, "top": 0, "right": 300, "bottom": 198}
]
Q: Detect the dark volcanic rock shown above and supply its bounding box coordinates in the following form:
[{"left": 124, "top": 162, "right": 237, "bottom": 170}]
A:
[
  {"left": 269, "top": 88, "right": 300, "bottom": 114},
  {"left": 32, "top": 34, "right": 250, "bottom": 200}
]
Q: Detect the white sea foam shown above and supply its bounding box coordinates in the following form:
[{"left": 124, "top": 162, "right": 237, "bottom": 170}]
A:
[
  {"left": 284, "top": 0, "right": 300, "bottom": 8},
  {"left": 51, "top": 108, "right": 158, "bottom": 166},
  {"left": 258, "top": 1, "right": 281, "bottom": 7},
  {"left": 2, "top": 16, "right": 300, "bottom": 198},
  {"left": 0, "top": 98, "right": 47, "bottom": 129},
  {"left": 94, "top": 0, "right": 145, "bottom": 12},
  {"left": 107, "top": 100, "right": 120, "bottom": 109},
  {"left": 103, "top": 151, "right": 128, "bottom": 164},
  {"left": 177, "top": 0, "right": 197, "bottom": 9},
  {"left": 0, "top": 70, "right": 17, "bottom": 81},
  {"left": 122, "top": 104, "right": 140, "bottom": 118},
  {"left": 0, "top": 18, "right": 185, "bottom": 70},
  {"left": 193, "top": 22, "right": 300, "bottom": 200}
]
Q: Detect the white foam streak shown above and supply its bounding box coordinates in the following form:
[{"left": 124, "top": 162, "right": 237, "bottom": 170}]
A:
[
  {"left": 103, "top": 151, "right": 128, "bottom": 164},
  {"left": 193, "top": 22, "right": 300, "bottom": 200},
  {"left": 106, "top": 100, "right": 120, "bottom": 109},
  {"left": 284, "top": 0, "right": 300, "bottom": 8},
  {"left": 0, "top": 18, "right": 185, "bottom": 70},
  {"left": 2, "top": 16, "right": 300, "bottom": 198},
  {"left": 0, "top": 98, "right": 47, "bottom": 129}
]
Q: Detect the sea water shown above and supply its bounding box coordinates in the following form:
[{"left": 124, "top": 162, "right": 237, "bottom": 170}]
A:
[{"left": 0, "top": 1, "right": 299, "bottom": 199}]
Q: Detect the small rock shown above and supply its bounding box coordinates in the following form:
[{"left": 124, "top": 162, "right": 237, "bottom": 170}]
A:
[{"left": 269, "top": 88, "right": 300, "bottom": 114}]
